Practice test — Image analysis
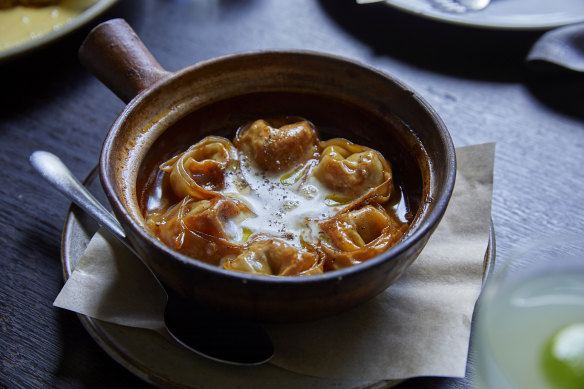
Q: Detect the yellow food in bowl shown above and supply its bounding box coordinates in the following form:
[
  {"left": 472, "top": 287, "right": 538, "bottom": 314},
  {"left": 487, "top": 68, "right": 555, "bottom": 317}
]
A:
[
  {"left": 0, "top": 0, "right": 58, "bottom": 8},
  {"left": 0, "top": 0, "right": 97, "bottom": 50}
]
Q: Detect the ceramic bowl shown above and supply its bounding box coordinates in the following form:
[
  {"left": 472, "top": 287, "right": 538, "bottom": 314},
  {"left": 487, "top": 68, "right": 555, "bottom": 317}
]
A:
[{"left": 79, "top": 18, "right": 456, "bottom": 322}]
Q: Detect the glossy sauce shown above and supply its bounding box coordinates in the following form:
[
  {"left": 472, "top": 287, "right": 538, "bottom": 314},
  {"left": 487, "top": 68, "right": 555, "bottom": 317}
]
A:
[
  {"left": 137, "top": 92, "right": 425, "bottom": 275},
  {"left": 145, "top": 150, "right": 409, "bottom": 251}
]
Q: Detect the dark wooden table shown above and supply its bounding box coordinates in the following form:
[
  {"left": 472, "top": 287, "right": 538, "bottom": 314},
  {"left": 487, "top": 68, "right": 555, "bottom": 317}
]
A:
[{"left": 1, "top": 0, "right": 583, "bottom": 388}]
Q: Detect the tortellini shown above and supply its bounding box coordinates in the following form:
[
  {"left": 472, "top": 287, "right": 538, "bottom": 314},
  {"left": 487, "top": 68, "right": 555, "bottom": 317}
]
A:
[
  {"left": 235, "top": 118, "right": 318, "bottom": 172},
  {"left": 319, "top": 205, "right": 390, "bottom": 251},
  {"left": 223, "top": 236, "right": 323, "bottom": 276},
  {"left": 314, "top": 138, "right": 393, "bottom": 200},
  {"left": 145, "top": 196, "right": 249, "bottom": 266},
  {"left": 143, "top": 117, "right": 409, "bottom": 276},
  {"left": 160, "top": 136, "right": 237, "bottom": 200},
  {"left": 318, "top": 205, "right": 408, "bottom": 271}
]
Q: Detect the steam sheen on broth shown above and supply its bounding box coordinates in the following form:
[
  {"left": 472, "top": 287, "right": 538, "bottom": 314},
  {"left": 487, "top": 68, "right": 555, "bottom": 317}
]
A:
[{"left": 141, "top": 116, "right": 411, "bottom": 276}]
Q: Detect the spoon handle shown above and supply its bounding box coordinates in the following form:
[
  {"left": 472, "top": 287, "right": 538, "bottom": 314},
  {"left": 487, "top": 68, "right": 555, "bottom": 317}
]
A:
[
  {"left": 30, "top": 150, "right": 275, "bottom": 365},
  {"left": 29, "top": 151, "right": 127, "bottom": 241}
]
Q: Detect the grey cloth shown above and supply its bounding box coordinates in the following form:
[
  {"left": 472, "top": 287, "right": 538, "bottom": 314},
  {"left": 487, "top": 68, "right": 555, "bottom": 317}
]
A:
[
  {"left": 525, "top": 23, "right": 583, "bottom": 117},
  {"left": 527, "top": 22, "right": 584, "bottom": 74}
]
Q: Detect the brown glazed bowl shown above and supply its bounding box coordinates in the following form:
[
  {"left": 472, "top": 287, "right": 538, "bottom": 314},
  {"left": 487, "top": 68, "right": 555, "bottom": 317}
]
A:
[{"left": 79, "top": 19, "right": 456, "bottom": 322}]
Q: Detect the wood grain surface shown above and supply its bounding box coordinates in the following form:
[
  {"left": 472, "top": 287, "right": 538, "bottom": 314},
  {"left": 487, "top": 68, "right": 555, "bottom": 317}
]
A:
[{"left": 1, "top": 0, "right": 583, "bottom": 388}]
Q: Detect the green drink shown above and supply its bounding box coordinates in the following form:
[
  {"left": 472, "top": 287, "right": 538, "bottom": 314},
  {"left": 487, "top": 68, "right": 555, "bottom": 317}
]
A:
[{"left": 474, "top": 235, "right": 584, "bottom": 389}]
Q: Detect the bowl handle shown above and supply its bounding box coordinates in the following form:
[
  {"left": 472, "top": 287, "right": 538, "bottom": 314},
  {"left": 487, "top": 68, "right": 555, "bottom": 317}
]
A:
[{"left": 78, "top": 18, "right": 171, "bottom": 103}]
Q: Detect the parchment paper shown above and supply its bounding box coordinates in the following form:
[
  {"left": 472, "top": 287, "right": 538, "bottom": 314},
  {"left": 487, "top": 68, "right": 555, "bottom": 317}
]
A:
[{"left": 54, "top": 142, "right": 495, "bottom": 381}]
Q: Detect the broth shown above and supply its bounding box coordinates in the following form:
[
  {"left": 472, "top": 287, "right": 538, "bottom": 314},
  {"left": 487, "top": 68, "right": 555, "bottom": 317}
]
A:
[{"left": 137, "top": 92, "right": 425, "bottom": 276}]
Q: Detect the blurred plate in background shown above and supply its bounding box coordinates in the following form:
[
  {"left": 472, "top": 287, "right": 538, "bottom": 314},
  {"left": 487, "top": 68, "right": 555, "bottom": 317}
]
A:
[{"left": 360, "top": 0, "right": 584, "bottom": 30}]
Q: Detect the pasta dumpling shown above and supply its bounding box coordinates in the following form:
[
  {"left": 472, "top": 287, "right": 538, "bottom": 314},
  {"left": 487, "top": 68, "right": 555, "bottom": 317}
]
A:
[
  {"left": 314, "top": 138, "right": 392, "bottom": 199},
  {"left": 161, "top": 136, "right": 238, "bottom": 200},
  {"left": 319, "top": 205, "right": 390, "bottom": 251},
  {"left": 235, "top": 118, "right": 318, "bottom": 172},
  {"left": 146, "top": 196, "right": 248, "bottom": 265},
  {"left": 318, "top": 205, "right": 408, "bottom": 270},
  {"left": 223, "top": 236, "right": 323, "bottom": 276}
]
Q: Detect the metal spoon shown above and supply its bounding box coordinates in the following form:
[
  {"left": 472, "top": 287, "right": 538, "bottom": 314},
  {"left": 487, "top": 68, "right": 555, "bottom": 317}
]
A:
[{"left": 29, "top": 150, "right": 274, "bottom": 366}]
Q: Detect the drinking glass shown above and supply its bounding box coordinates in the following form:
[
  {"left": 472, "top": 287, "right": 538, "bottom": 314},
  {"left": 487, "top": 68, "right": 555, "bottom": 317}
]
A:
[{"left": 474, "top": 232, "right": 584, "bottom": 389}]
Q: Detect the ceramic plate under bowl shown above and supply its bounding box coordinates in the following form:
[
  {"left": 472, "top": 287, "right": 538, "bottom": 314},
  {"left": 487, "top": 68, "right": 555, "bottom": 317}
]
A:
[
  {"left": 374, "top": 0, "right": 584, "bottom": 30},
  {"left": 59, "top": 167, "right": 495, "bottom": 388},
  {"left": 0, "top": 0, "right": 117, "bottom": 63}
]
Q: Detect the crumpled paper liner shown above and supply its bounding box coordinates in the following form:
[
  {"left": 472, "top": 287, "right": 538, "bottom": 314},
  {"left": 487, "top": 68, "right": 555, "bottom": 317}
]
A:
[{"left": 54, "top": 143, "right": 495, "bottom": 381}]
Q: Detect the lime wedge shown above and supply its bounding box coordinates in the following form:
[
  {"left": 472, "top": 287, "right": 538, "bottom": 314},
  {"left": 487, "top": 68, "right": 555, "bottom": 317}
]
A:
[{"left": 542, "top": 322, "right": 584, "bottom": 389}]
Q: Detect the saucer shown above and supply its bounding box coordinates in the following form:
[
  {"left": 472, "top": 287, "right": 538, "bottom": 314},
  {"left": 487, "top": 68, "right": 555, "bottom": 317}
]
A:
[{"left": 60, "top": 167, "right": 494, "bottom": 388}]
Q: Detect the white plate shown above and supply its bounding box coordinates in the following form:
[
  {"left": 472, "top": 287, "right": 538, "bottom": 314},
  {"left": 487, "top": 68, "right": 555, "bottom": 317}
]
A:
[
  {"left": 0, "top": 0, "right": 117, "bottom": 62},
  {"left": 367, "top": 0, "right": 584, "bottom": 30}
]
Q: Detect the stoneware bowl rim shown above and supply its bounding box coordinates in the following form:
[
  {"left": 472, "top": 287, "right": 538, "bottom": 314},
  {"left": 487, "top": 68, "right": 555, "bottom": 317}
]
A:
[{"left": 100, "top": 48, "right": 456, "bottom": 285}]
